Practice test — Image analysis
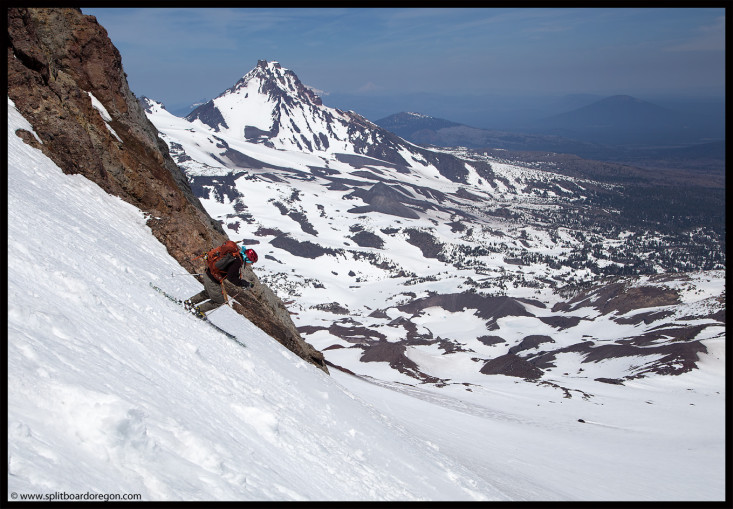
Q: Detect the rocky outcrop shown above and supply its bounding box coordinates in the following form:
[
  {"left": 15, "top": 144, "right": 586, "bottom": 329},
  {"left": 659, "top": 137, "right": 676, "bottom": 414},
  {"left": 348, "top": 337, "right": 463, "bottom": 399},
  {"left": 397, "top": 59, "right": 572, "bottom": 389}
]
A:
[
  {"left": 8, "top": 7, "right": 219, "bottom": 268},
  {"left": 8, "top": 7, "right": 328, "bottom": 373}
]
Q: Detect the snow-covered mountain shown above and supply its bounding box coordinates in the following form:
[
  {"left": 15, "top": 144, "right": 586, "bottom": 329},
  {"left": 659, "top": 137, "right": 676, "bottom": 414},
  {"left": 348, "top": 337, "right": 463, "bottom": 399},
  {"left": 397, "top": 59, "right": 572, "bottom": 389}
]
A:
[
  {"left": 142, "top": 61, "right": 725, "bottom": 394},
  {"left": 7, "top": 98, "right": 504, "bottom": 501},
  {"left": 7, "top": 6, "right": 725, "bottom": 499},
  {"left": 182, "top": 60, "right": 489, "bottom": 183},
  {"left": 8, "top": 97, "right": 727, "bottom": 501}
]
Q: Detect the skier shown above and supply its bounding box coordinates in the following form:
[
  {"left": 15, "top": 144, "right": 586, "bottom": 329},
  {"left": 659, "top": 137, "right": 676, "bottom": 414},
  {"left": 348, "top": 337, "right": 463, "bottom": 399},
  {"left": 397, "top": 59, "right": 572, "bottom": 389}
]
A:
[{"left": 184, "top": 243, "right": 258, "bottom": 318}]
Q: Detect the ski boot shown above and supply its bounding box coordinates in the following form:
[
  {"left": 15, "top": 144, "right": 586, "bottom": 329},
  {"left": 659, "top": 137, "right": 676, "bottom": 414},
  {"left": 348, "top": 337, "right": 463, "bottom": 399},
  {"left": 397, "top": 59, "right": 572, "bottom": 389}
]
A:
[{"left": 183, "top": 299, "right": 207, "bottom": 320}]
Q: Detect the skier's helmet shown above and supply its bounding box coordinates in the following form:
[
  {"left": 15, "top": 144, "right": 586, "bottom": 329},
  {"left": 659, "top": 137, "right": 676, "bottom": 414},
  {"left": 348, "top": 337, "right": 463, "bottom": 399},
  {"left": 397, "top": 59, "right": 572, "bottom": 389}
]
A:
[{"left": 244, "top": 248, "right": 258, "bottom": 264}]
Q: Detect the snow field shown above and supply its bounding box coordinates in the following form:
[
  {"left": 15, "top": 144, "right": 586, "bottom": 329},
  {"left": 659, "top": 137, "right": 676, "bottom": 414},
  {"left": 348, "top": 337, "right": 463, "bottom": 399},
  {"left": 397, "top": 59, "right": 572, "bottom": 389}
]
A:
[
  {"left": 143, "top": 67, "right": 725, "bottom": 500},
  {"left": 7, "top": 25, "right": 728, "bottom": 498},
  {"left": 334, "top": 346, "right": 725, "bottom": 501},
  {"left": 9, "top": 98, "right": 512, "bottom": 501}
]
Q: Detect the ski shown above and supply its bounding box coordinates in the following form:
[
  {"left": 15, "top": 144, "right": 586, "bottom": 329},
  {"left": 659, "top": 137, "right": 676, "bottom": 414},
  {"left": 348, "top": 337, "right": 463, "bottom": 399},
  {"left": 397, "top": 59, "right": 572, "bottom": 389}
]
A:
[{"left": 148, "top": 282, "right": 245, "bottom": 346}]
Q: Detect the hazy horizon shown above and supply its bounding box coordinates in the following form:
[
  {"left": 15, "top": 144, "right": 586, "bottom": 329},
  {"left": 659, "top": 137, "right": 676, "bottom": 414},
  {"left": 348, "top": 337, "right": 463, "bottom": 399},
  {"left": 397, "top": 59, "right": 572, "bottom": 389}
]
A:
[{"left": 83, "top": 7, "right": 725, "bottom": 128}]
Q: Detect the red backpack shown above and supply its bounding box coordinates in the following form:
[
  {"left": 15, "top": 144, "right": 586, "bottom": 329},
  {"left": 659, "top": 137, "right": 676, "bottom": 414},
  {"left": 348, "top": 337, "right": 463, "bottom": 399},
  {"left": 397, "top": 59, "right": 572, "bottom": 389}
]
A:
[{"left": 204, "top": 240, "right": 241, "bottom": 282}]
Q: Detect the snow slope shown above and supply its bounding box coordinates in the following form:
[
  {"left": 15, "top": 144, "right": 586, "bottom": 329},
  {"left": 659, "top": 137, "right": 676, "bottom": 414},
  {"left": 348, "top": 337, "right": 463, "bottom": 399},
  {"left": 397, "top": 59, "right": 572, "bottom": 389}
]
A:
[
  {"left": 7, "top": 98, "right": 504, "bottom": 501},
  {"left": 7, "top": 97, "right": 726, "bottom": 501}
]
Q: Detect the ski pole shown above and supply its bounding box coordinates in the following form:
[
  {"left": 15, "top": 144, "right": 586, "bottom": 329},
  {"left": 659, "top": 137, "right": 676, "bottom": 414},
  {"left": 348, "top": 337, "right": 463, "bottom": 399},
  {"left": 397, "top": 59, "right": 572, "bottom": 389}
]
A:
[
  {"left": 221, "top": 280, "right": 229, "bottom": 306},
  {"left": 169, "top": 271, "right": 206, "bottom": 277}
]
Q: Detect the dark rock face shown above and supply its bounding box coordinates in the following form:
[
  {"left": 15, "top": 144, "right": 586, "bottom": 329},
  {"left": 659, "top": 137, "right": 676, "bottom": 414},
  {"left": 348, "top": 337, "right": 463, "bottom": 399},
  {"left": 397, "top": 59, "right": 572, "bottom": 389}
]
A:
[
  {"left": 186, "top": 100, "right": 229, "bottom": 131},
  {"left": 7, "top": 7, "right": 328, "bottom": 373},
  {"left": 8, "top": 8, "right": 223, "bottom": 267}
]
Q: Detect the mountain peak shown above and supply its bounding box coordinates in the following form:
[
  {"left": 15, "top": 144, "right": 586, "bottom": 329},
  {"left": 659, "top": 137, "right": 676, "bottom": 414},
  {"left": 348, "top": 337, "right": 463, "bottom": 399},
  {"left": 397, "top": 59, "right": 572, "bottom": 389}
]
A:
[
  {"left": 187, "top": 60, "right": 329, "bottom": 140},
  {"left": 184, "top": 60, "right": 387, "bottom": 152},
  {"left": 180, "top": 61, "right": 483, "bottom": 182},
  {"left": 374, "top": 112, "right": 462, "bottom": 138},
  {"left": 406, "top": 112, "right": 432, "bottom": 119},
  {"left": 227, "top": 59, "right": 322, "bottom": 107},
  {"left": 257, "top": 59, "right": 281, "bottom": 69}
]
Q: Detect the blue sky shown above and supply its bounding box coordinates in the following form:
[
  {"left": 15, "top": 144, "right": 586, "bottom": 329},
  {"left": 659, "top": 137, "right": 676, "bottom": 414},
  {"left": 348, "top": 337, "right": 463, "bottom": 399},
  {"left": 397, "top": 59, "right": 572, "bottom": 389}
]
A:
[{"left": 82, "top": 7, "right": 725, "bottom": 119}]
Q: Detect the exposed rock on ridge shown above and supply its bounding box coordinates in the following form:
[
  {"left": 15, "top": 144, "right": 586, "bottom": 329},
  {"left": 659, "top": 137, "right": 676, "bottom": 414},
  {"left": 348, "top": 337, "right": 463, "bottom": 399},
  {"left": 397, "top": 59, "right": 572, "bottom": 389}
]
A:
[
  {"left": 7, "top": 7, "right": 328, "bottom": 373},
  {"left": 8, "top": 7, "right": 218, "bottom": 268}
]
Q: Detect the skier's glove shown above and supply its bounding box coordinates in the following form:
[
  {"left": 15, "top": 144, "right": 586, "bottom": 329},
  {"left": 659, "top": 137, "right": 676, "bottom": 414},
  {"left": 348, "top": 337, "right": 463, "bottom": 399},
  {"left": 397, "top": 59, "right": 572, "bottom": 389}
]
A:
[{"left": 240, "top": 281, "right": 254, "bottom": 289}]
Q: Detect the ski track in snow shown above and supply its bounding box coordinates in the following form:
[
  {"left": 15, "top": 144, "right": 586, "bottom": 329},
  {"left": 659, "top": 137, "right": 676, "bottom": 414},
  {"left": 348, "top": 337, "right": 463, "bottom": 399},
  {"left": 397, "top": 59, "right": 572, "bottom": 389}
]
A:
[{"left": 8, "top": 94, "right": 726, "bottom": 502}]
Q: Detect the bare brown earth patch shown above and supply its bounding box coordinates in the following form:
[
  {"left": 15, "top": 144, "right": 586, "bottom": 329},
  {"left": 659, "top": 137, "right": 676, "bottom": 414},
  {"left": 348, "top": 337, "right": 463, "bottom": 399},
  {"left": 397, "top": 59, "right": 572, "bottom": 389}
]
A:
[
  {"left": 480, "top": 353, "right": 544, "bottom": 379},
  {"left": 538, "top": 316, "right": 584, "bottom": 329},
  {"left": 311, "top": 302, "right": 350, "bottom": 315},
  {"left": 509, "top": 335, "right": 556, "bottom": 355},
  {"left": 360, "top": 342, "right": 443, "bottom": 383},
  {"left": 631, "top": 323, "right": 711, "bottom": 345},
  {"left": 367, "top": 309, "right": 391, "bottom": 319},
  {"left": 398, "top": 292, "right": 533, "bottom": 325},
  {"left": 477, "top": 335, "right": 506, "bottom": 346},
  {"left": 582, "top": 341, "right": 707, "bottom": 376},
  {"left": 270, "top": 235, "right": 340, "bottom": 258},
  {"left": 615, "top": 310, "right": 676, "bottom": 325},
  {"left": 350, "top": 230, "right": 385, "bottom": 249},
  {"left": 554, "top": 281, "right": 680, "bottom": 316}
]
